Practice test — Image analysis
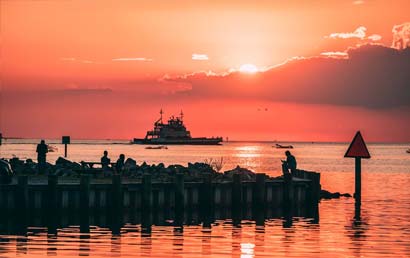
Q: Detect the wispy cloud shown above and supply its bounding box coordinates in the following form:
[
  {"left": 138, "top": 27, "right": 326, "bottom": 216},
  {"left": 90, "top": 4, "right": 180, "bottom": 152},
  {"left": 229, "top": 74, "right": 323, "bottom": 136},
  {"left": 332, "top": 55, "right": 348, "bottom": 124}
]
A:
[
  {"left": 60, "top": 57, "right": 76, "bottom": 61},
  {"left": 367, "top": 34, "right": 382, "bottom": 41},
  {"left": 60, "top": 57, "right": 96, "bottom": 64},
  {"left": 353, "top": 0, "right": 364, "bottom": 5},
  {"left": 320, "top": 51, "right": 348, "bottom": 58},
  {"left": 327, "top": 26, "right": 367, "bottom": 39},
  {"left": 192, "top": 54, "right": 209, "bottom": 61},
  {"left": 112, "top": 57, "right": 153, "bottom": 62}
]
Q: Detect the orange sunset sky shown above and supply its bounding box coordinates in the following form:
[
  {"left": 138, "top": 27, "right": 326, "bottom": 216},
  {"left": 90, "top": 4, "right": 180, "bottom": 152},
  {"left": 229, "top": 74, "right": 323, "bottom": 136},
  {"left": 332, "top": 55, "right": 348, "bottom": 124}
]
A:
[{"left": 1, "top": 0, "right": 409, "bottom": 142}]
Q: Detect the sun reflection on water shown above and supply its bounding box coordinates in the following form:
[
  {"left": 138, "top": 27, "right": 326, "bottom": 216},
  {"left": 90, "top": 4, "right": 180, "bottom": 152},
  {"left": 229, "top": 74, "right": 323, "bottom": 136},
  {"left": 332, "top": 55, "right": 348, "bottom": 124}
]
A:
[{"left": 240, "top": 243, "right": 255, "bottom": 258}]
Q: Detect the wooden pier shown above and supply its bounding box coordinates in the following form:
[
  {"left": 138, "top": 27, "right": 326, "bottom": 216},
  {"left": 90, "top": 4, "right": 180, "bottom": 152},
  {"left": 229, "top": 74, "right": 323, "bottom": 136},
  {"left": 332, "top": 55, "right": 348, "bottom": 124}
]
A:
[{"left": 0, "top": 170, "right": 320, "bottom": 233}]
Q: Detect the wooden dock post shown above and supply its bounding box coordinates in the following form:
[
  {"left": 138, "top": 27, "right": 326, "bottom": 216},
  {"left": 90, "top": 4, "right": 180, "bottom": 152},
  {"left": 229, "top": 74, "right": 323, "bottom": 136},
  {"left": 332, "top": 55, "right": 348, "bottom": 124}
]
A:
[
  {"left": 142, "top": 174, "right": 152, "bottom": 231},
  {"left": 16, "top": 176, "right": 28, "bottom": 212},
  {"left": 112, "top": 175, "right": 122, "bottom": 210},
  {"left": 174, "top": 173, "right": 184, "bottom": 226},
  {"left": 47, "top": 175, "right": 58, "bottom": 235},
  {"left": 283, "top": 173, "right": 293, "bottom": 207},
  {"left": 111, "top": 175, "right": 122, "bottom": 234},
  {"left": 80, "top": 175, "right": 90, "bottom": 233},
  {"left": 232, "top": 173, "right": 242, "bottom": 226},
  {"left": 201, "top": 173, "right": 213, "bottom": 227},
  {"left": 16, "top": 176, "right": 28, "bottom": 234},
  {"left": 254, "top": 173, "right": 266, "bottom": 209},
  {"left": 254, "top": 173, "right": 266, "bottom": 226}
]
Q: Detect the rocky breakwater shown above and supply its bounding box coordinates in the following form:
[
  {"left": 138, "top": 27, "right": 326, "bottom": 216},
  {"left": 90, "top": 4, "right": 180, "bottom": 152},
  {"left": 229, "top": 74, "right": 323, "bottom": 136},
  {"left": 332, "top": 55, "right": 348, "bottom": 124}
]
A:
[{"left": 2, "top": 157, "right": 267, "bottom": 183}]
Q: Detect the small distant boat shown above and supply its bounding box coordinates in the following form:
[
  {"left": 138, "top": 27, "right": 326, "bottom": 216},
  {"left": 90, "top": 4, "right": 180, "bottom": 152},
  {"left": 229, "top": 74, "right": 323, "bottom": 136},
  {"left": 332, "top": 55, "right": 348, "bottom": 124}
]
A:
[
  {"left": 145, "top": 145, "right": 168, "bottom": 150},
  {"left": 275, "top": 143, "right": 293, "bottom": 149},
  {"left": 406, "top": 149, "right": 410, "bottom": 153}
]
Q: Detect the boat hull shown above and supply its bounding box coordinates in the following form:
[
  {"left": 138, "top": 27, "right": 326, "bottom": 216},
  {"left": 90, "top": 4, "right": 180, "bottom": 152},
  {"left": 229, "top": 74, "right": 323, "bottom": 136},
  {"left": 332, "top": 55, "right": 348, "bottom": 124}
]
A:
[{"left": 132, "top": 137, "right": 223, "bottom": 145}]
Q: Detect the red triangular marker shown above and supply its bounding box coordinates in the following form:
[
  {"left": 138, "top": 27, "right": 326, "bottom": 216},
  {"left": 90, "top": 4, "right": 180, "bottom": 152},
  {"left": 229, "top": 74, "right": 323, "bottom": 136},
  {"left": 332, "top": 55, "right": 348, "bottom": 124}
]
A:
[{"left": 344, "top": 131, "right": 371, "bottom": 159}]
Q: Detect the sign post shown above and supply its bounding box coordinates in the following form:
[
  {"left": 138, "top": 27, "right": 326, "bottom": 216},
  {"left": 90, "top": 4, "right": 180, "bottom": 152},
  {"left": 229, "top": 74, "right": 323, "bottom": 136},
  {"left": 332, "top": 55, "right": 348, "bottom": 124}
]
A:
[
  {"left": 344, "top": 131, "right": 371, "bottom": 206},
  {"left": 0, "top": 133, "right": 2, "bottom": 146},
  {"left": 62, "top": 136, "right": 71, "bottom": 158}
]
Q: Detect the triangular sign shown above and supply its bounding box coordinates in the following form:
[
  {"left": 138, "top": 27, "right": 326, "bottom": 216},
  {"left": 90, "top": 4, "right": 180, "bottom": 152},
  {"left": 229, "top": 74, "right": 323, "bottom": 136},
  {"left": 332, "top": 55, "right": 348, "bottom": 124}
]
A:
[{"left": 344, "top": 131, "right": 371, "bottom": 158}]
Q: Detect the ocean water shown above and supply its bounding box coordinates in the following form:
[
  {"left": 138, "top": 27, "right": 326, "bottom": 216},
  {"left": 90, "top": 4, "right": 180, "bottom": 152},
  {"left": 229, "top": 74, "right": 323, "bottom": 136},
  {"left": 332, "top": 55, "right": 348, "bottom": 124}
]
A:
[{"left": 0, "top": 140, "right": 409, "bottom": 257}]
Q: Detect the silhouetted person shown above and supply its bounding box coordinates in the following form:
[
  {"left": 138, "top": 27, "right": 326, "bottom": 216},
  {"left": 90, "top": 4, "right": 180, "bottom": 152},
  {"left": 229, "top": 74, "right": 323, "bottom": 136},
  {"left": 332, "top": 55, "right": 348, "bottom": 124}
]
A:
[
  {"left": 282, "top": 150, "right": 297, "bottom": 175},
  {"left": 101, "top": 150, "right": 111, "bottom": 169},
  {"left": 115, "top": 154, "right": 125, "bottom": 173},
  {"left": 36, "top": 140, "right": 48, "bottom": 173}
]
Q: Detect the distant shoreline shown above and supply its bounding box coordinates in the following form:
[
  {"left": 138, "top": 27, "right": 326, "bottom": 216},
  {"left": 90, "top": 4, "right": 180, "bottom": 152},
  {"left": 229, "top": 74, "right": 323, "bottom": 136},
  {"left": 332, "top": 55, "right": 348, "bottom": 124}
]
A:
[{"left": 0, "top": 137, "right": 409, "bottom": 145}]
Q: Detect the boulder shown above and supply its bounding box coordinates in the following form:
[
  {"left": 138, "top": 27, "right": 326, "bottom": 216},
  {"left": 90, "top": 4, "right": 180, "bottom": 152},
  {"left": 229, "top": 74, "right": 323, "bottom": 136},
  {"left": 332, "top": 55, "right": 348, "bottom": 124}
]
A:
[
  {"left": 224, "top": 166, "right": 256, "bottom": 181},
  {"left": 320, "top": 190, "right": 352, "bottom": 199},
  {"left": 124, "top": 158, "right": 137, "bottom": 171},
  {"left": 56, "top": 157, "right": 73, "bottom": 167},
  {"left": 0, "top": 159, "right": 14, "bottom": 184}
]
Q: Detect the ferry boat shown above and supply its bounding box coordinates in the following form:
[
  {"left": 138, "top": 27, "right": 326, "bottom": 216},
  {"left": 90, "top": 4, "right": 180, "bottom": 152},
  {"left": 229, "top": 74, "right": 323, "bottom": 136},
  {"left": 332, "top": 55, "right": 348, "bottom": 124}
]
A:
[{"left": 132, "top": 110, "right": 223, "bottom": 145}]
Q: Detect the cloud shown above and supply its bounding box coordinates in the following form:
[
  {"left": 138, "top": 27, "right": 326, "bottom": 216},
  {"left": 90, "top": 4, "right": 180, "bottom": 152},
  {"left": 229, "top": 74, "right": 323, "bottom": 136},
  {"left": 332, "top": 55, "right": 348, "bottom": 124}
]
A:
[
  {"left": 320, "top": 51, "right": 348, "bottom": 58},
  {"left": 328, "top": 26, "right": 367, "bottom": 39},
  {"left": 112, "top": 57, "right": 153, "bottom": 62},
  {"left": 353, "top": 0, "right": 364, "bottom": 5},
  {"left": 165, "top": 44, "right": 410, "bottom": 109},
  {"left": 392, "top": 22, "right": 410, "bottom": 50},
  {"left": 327, "top": 27, "right": 381, "bottom": 42},
  {"left": 367, "top": 34, "right": 382, "bottom": 41},
  {"left": 60, "top": 57, "right": 76, "bottom": 61},
  {"left": 60, "top": 57, "right": 96, "bottom": 64},
  {"left": 192, "top": 54, "right": 209, "bottom": 61}
]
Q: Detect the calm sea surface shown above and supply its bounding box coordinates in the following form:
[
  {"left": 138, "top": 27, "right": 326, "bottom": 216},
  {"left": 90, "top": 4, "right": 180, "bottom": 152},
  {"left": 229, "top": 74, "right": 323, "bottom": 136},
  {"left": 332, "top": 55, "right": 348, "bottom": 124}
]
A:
[{"left": 0, "top": 140, "right": 409, "bottom": 257}]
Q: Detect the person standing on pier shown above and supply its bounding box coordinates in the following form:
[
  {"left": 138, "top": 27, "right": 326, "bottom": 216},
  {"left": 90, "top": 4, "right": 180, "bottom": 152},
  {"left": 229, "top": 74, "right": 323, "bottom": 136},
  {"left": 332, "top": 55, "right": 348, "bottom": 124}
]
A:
[
  {"left": 282, "top": 150, "right": 297, "bottom": 175},
  {"left": 36, "top": 139, "right": 48, "bottom": 173},
  {"left": 101, "top": 150, "right": 111, "bottom": 169},
  {"left": 101, "top": 150, "right": 111, "bottom": 176}
]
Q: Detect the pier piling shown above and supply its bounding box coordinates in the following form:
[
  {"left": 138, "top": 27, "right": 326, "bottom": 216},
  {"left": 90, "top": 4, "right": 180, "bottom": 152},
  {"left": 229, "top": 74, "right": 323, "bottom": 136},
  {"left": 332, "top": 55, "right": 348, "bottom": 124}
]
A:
[
  {"left": 80, "top": 175, "right": 90, "bottom": 233},
  {"left": 142, "top": 174, "right": 152, "bottom": 231},
  {"left": 254, "top": 173, "right": 266, "bottom": 209},
  {"left": 47, "top": 175, "right": 58, "bottom": 235},
  {"left": 201, "top": 173, "right": 213, "bottom": 227},
  {"left": 174, "top": 173, "right": 185, "bottom": 226},
  {"left": 232, "top": 173, "right": 242, "bottom": 225}
]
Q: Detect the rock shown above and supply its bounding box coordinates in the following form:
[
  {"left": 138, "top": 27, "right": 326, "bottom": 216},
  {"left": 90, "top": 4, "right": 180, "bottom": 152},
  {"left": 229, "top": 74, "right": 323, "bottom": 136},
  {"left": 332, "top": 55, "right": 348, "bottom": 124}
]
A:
[
  {"left": 0, "top": 159, "right": 14, "bottom": 184},
  {"left": 224, "top": 166, "right": 256, "bottom": 181},
  {"left": 124, "top": 158, "right": 137, "bottom": 171},
  {"left": 320, "top": 190, "right": 352, "bottom": 199},
  {"left": 56, "top": 157, "right": 73, "bottom": 166}
]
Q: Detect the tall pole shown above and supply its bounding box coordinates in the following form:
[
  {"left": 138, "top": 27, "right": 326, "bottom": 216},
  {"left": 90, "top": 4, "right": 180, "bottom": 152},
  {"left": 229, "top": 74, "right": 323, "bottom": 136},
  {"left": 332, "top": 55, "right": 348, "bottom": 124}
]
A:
[
  {"left": 355, "top": 157, "right": 361, "bottom": 205},
  {"left": 64, "top": 144, "right": 68, "bottom": 158}
]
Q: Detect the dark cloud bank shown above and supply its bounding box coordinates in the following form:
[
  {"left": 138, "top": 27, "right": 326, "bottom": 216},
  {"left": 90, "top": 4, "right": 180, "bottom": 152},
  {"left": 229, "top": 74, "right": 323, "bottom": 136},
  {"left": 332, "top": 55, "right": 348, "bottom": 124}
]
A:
[{"left": 168, "top": 44, "right": 410, "bottom": 109}]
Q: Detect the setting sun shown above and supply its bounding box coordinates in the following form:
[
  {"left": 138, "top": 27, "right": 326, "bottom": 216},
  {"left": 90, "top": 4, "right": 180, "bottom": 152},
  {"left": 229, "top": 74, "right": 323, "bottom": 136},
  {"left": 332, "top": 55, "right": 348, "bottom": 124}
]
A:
[{"left": 239, "top": 64, "right": 259, "bottom": 73}]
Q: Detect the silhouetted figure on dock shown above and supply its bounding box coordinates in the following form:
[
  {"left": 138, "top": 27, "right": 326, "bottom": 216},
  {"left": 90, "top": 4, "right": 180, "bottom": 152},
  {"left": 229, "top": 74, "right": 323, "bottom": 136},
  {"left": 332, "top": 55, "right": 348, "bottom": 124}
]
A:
[
  {"left": 101, "top": 150, "right": 111, "bottom": 167},
  {"left": 115, "top": 154, "right": 125, "bottom": 173},
  {"left": 282, "top": 150, "right": 297, "bottom": 175},
  {"left": 36, "top": 140, "right": 48, "bottom": 173}
]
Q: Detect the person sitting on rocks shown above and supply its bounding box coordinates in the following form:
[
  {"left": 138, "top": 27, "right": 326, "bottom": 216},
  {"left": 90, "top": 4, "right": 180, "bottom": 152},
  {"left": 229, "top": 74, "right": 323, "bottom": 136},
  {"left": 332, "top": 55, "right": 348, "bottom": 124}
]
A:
[
  {"left": 115, "top": 154, "right": 125, "bottom": 174},
  {"left": 281, "top": 150, "right": 297, "bottom": 175}
]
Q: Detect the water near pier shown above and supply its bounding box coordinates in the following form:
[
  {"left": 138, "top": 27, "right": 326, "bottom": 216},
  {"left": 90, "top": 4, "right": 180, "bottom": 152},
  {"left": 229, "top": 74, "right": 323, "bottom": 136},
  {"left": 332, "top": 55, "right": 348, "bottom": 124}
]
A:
[{"left": 0, "top": 141, "right": 409, "bottom": 257}]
